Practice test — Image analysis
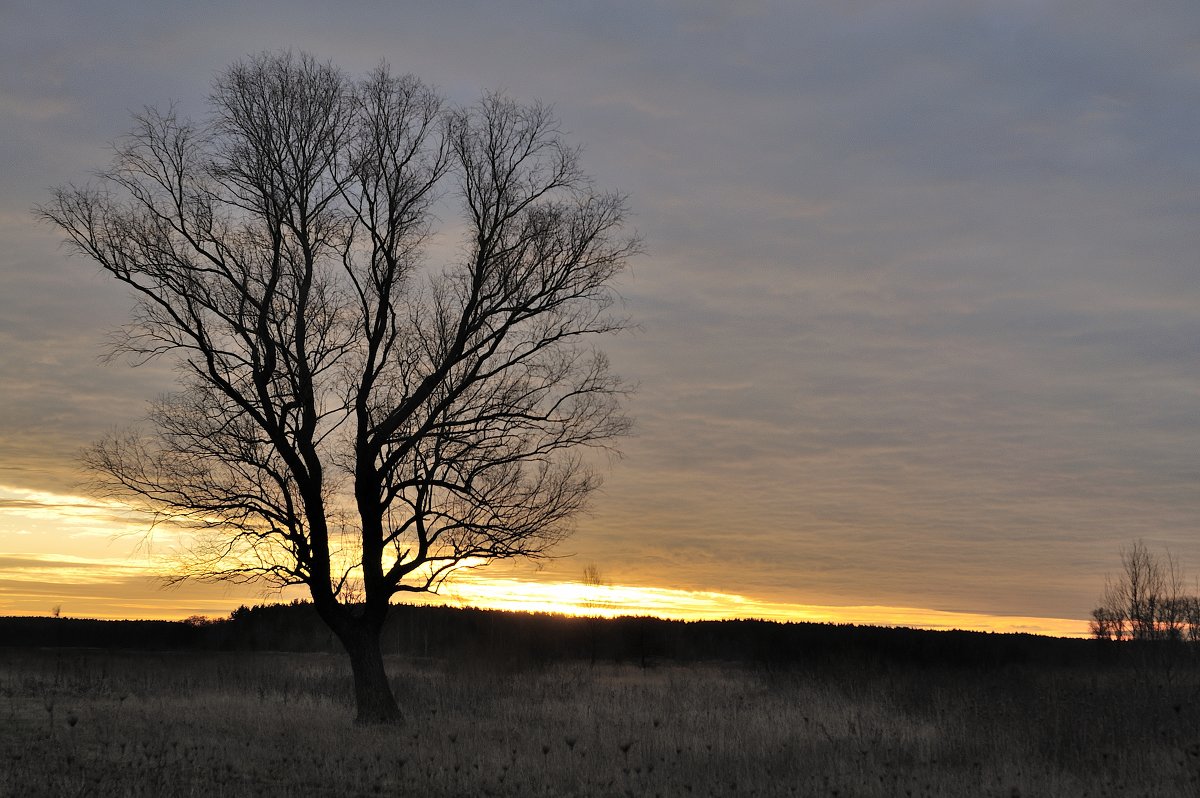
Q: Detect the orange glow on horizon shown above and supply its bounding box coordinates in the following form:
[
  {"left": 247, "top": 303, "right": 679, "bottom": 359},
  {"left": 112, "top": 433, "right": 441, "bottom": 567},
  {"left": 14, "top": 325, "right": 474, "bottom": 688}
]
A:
[
  {"left": 436, "top": 574, "right": 1091, "bottom": 638},
  {"left": 0, "top": 484, "right": 1091, "bottom": 637},
  {"left": 0, "top": 568, "right": 1092, "bottom": 638}
]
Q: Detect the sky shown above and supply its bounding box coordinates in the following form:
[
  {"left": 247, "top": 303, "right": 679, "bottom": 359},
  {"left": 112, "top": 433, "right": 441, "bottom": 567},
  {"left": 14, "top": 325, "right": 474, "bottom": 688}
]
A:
[{"left": 3, "top": 1, "right": 1200, "bottom": 636}]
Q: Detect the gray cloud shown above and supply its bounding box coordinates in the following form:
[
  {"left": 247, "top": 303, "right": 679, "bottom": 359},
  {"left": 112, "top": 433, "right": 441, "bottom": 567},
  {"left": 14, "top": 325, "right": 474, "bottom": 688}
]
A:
[{"left": 3, "top": 0, "right": 1200, "bottom": 625}]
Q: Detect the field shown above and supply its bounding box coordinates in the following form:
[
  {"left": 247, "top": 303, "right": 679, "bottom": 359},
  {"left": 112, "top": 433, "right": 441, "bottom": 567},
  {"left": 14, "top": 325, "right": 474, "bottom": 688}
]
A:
[{"left": 3, "top": 643, "right": 1200, "bottom": 797}]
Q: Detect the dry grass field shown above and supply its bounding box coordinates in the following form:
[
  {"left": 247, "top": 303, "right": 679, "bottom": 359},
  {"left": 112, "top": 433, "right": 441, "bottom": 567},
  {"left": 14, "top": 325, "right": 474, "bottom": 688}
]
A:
[{"left": 3, "top": 646, "right": 1200, "bottom": 797}]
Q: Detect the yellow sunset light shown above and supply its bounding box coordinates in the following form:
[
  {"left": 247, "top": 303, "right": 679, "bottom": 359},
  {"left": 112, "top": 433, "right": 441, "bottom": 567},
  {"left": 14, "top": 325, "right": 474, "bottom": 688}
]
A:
[
  {"left": 0, "top": 484, "right": 1090, "bottom": 637},
  {"left": 437, "top": 573, "right": 1091, "bottom": 638}
]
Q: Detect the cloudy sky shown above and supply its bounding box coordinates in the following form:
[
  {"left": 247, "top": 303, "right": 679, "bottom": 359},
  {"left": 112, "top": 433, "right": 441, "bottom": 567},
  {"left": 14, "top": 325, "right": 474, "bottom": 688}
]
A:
[{"left": 3, "top": 1, "right": 1199, "bottom": 634}]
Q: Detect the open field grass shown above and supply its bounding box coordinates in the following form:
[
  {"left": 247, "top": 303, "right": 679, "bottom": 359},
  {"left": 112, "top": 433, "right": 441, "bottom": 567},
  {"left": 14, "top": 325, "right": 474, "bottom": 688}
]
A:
[{"left": 3, "top": 646, "right": 1200, "bottom": 796}]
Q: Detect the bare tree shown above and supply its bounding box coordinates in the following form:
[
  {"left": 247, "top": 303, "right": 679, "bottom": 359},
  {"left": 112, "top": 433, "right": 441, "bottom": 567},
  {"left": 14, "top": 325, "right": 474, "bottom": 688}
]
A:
[
  {"left": 1158, "top": 550, "right": 1187, "bottom": 641},
  {"left": 581, "top": 563, "right": 606, "bottom": 604},
  {"left": 1089, "top": 603, "right": 1126, "bottom": 641},
  {"left": 1090, "top": 540, "right": 1190, "bottom": 643},
  {"left": 38, "top": 51, "right": 637, "bottom": 723},
  {"left": 1181, "top": 595, "right": 1200, "bottom": 643},
  {"left": 581, "top": 563, "right": 607, "bottom": 664}
]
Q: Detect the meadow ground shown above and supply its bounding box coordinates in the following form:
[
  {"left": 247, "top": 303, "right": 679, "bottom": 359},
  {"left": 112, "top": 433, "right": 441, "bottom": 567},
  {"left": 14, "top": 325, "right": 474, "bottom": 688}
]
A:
[{"left": 2, "top": 646, "right": 1199, "bottom": 797}]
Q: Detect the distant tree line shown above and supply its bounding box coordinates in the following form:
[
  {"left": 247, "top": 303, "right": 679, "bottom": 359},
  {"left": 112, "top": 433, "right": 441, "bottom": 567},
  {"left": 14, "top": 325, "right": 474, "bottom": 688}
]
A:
[
  {"left": 1090, "top": 539, "right": 1200, "bottom": 642},
  {"left": 0, "top": 601, "right": 1106, "bottom": 670}
]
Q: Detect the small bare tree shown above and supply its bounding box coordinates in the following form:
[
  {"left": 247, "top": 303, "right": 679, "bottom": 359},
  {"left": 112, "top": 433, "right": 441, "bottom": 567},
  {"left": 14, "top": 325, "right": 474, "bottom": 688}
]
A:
[
  {"left": 1089, "top": 604, "right": 1126, "bottom": 641},
  {"left": 1158, "top": 551, "right": 1187, "bottom": 641},
  {"left": 581, "top": 563, "right": 606, "bottom": 607},
  {"left": 1090, "top": 540, "right": 1189, "bottom": 643},
  {"left": 1181, "top": 596, "right": 1200, "bottom": 643},
  {"left": 581, "top": 562, "right": 607, "bottom": 664},
  {"left": 39, "top": 51, "right": 636, "bottom": 723}
]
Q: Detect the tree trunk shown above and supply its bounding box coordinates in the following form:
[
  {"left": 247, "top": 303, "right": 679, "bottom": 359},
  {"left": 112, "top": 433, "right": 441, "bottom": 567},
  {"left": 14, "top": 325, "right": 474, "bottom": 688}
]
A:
[{"left": 341, "top": 626, "right": 402, "bottom": 724}]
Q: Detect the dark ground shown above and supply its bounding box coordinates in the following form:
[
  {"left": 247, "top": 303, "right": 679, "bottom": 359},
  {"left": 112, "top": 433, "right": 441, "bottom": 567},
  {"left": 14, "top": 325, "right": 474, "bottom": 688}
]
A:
[{"left": 2, "top": 606, "right": 1198, "bottom": 796}]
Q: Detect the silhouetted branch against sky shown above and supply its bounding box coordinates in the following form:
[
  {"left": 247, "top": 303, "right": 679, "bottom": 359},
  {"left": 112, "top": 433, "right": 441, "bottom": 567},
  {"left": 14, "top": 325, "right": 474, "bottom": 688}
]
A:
[{"left": 38, "top": 52, "right": 636, "bottom": 604}]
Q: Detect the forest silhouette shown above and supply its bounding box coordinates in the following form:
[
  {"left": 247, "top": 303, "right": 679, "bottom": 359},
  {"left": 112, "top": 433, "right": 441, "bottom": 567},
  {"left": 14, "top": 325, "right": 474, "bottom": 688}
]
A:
[{"left": 1, "top": 601, "right": 1125, "bottom": 669}]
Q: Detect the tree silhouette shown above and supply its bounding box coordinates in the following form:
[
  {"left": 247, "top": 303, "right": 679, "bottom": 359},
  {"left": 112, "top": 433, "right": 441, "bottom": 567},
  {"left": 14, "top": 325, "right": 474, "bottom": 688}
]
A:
[
  {"left": 39, "top": 51, "right": 636, "bottom": 723},
  {"left": 1090, "top": 539, "right": 1190, "bottom": 642}
]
